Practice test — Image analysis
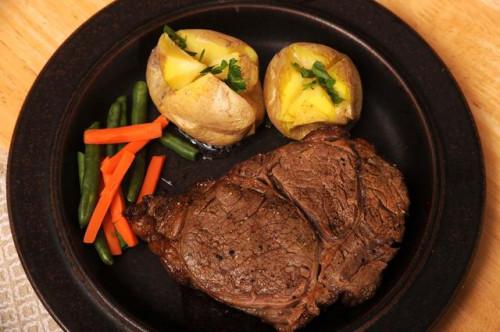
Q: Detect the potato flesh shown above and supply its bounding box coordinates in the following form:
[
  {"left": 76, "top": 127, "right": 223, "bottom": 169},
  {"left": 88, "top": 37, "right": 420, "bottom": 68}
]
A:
[
  {"left": 158, "top": 34, "right": 207, "bottom": 90},
  {"left": 158, "top": 31, "right": 252, "bottom": 90},
  {"left": 277, "top": 45, "right": 350, "bottom": 131},
  {"left": 179, "top": 30, "right": 259, "bottom": 64},
  {"left": 178, "top": 31, "right": 233, "bottom": 65},
  {"left": 291, "top": 44, "right": 330, "bottom": 67}
]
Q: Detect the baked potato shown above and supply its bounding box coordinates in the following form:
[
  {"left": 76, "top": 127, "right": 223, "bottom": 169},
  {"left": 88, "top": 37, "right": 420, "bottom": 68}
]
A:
[
  {"left": 264, "top": 42, "right": 362, "bottom": 140},
  {"left": 146, "top": 28, "right": 264, "bottom": 146}
]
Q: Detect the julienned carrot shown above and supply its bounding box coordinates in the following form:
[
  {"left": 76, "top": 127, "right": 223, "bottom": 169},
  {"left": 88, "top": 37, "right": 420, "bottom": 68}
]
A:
[
  {"left": 84, "top": 122, "right": 163, "bottom": 144},
  {"left": 137, "top": 155, "right": 166, "bottom": 203},
  {"left": 101, "top": 116, "right": 168, "bottom": 174},
  {"left": 101, "top": 157, "right": 111, "bottom": 178},
  {"left": 109, "top": 190, "right": 126, "bottom": 219},
  {"left": 109, "top": 187, "right": 138, "bottom": 247},
  {"left": 101, "top": 141, "right": 145, "bottom": 174},
  {"left": 103, "top": 170, "right": 126, "bottom": 222},
  {"left": 113, "top": 217, "right": 138, "bottom": 247},
  {"left": 154, "top": 114, "right": 169, "bottom": 127},
  {"left": 101, "top": 159, "right": 138, "bottom": 247},
  {"left": 83, "top": 151, "right": 135, "bottom": 244},
  {"left": 103, "top": 215, "right": 122, "bottom": 255}
]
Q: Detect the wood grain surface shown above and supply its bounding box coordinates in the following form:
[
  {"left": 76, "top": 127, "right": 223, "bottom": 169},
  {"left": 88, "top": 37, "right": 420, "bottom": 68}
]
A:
[{"left": 0, "top": 0, "right": 498, "bottom": 330}]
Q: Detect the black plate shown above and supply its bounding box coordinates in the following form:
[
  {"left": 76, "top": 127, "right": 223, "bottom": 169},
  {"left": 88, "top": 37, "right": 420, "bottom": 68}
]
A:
[{"left": 8, "top": 0, "right": 484, "bottom": 331}]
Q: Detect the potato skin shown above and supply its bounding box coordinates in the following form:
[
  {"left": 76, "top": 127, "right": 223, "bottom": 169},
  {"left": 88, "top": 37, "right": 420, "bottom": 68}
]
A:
[
  {"left": 264, "top": 42, "right": 362, "bottom": 140},
  {"left": 147, "top": 30, "right": 264, "bottom": 146}
]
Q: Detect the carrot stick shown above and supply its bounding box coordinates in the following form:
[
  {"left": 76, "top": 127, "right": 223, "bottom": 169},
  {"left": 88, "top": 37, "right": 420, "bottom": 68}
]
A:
[
  {"left": 101, "top": 160, "right": 138, "bottom": 247},
  {"left": 113, "top": 217, "right": 138, "bottom": 247},
  {"left": 100, "top": 157, "right": 111, "bottom": 180},
  {"left": 109, "top": 190, "right": 126, "bottom": 218},
  {"left": 83, "top": 151, "right": 135, "bottom": 244},
  {"left": 104, "top": 173, "right": 126, "bottom": 223},
  {"left": 137, "top": 155, "right": 166, "bottom": 203},
  {"left": 101, "top": 116, "right": 168, "bottom": 174},
  {"left": 109, "top": 190, "right": 138, "bottom": 247},
  {"left": 84, "top": 122, "right": 162, "bottom": 144},
  {"left": 103, "top": 215, "right": 122, "bottom": 255},
  {"left": 154, "top": 114, "right": 169, "bottom": 127}
]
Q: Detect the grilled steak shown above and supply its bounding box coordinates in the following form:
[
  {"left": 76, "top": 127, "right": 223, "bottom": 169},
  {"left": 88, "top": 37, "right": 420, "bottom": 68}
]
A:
[{"left": 125, "top": 127, "right": 409, "bottom": 331}]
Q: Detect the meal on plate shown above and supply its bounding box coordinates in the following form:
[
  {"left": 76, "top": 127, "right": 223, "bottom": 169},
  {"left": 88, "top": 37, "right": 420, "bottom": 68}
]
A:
[{"left": 75, "top": 25, "right": 409, "bottom": 331}]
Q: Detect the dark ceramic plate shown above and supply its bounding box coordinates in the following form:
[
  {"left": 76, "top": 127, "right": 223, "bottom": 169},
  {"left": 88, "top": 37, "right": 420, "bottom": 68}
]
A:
[{"left": 8, "top": 0, "right": 484, "bottom": 331}]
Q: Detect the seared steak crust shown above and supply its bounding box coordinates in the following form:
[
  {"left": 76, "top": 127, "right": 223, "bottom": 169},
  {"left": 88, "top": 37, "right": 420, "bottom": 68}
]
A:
[{"left": 125, "top": 127, "right": 409, "bottom": 331}]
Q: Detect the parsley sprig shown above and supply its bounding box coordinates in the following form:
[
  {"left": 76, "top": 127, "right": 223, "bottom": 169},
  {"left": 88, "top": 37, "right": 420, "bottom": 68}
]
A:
[
  {"left": 163, "top": 25, "right": 197, "bottom": 56},
  {"left": 201, "top": 59, "right": 228, "bottom": 75},
  {"left": 225, "top": 59, "right": 246, "bottom": 92},
  {"left": 201, "top": 58, "right": 246, "bottom": 93},
  {"left": 292, "top": 63, "right": 315, "bottom": 78},
  {"left": 198, "top": 49, "right": 206, "bottom": 62},
  {"left": 292, "top": 61, "right": 344, "bottom": 104}
]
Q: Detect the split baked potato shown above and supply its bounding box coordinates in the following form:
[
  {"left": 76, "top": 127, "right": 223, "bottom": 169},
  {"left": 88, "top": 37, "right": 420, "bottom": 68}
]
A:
[
  {"left": 264, "top": 42, "right": 362, "bottom": 140},
  {"left": 146, "top": 28, "right": 264, "bottom": 146}
]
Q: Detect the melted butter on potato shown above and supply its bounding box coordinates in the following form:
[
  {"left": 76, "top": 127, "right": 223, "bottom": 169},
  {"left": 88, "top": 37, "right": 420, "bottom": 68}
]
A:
[
  {"left": 147, "top": 29, "right": 264, "bottom": 146},
  {"left": 264, "top": 42, "right": 362, "bottom": 140}
]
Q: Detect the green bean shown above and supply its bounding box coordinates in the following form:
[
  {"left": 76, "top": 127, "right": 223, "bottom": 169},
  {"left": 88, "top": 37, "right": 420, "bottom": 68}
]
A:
[
  {"left": 126, "top": 150, "right": 146, "bottom": 203},
  {"left": 159, "top": 133, "right": 199, "bottom": 161},
  {"left": 115, "top": 96, "right": 129, "bottom": 246},
  {"left": 131, "top": 81, "right": 148, "bottom": 124},
  {"left": 126, "top": 81, "right": 149, "bottom": 203},
  {"left": 117, "top": 232, "right": 128, "bottom": 249},
  {"left": 106, "top": 101, "right": 122, "bottom": 156},
  {"left": 77, "top": 152, "right": 85, "bottom": 192},
  {"left": 117, "top": 95, "right": 128, "bottom": 126},
  {"left": 94, "top": 232, "right": 114, "bottom": 265},
  {"left": 78, "top": 122, "right": 101, "bottom": 229},
  {"left": 78, "top": 147, "right": 113, "bottom": 264},
  {"left": 117, "top": 96, "right": 128, "bottom": 151}
]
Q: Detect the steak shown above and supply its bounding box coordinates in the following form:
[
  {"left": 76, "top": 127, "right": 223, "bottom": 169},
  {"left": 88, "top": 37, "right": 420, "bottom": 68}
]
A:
[{"left": 125, "top": 127, "right": 409, "bottom": 331}]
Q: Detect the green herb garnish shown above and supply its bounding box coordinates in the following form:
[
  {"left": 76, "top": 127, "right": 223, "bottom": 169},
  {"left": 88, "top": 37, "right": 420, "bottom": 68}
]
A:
[
  {"left": 199, "top": 49, "right": 206, "bottom": 62},
  {"left": 201, "top": 60, "right": 228, "bottom": 75},
  {"left": 225, "top": 58, "right": 246, "bottom": 93},
  {"left": 200, "top": 58, "right": 246, "bottom": 93},
  {"left": 303, "top": 79, "right": 317, "bottom": 90},
  {"left": 163, "top": 24, "right": 197, "bottom": 56},
  {"left": 292, "top": 62, "right": 315, "bottom": 78},
  {"left": 292, "top": 61, "right": 344, "bottom": 104}
]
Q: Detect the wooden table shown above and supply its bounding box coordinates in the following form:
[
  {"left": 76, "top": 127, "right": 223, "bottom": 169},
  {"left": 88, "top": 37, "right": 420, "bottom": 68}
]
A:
[{"left": 0, "top": 0, "right": 498, "bottom": 330}]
